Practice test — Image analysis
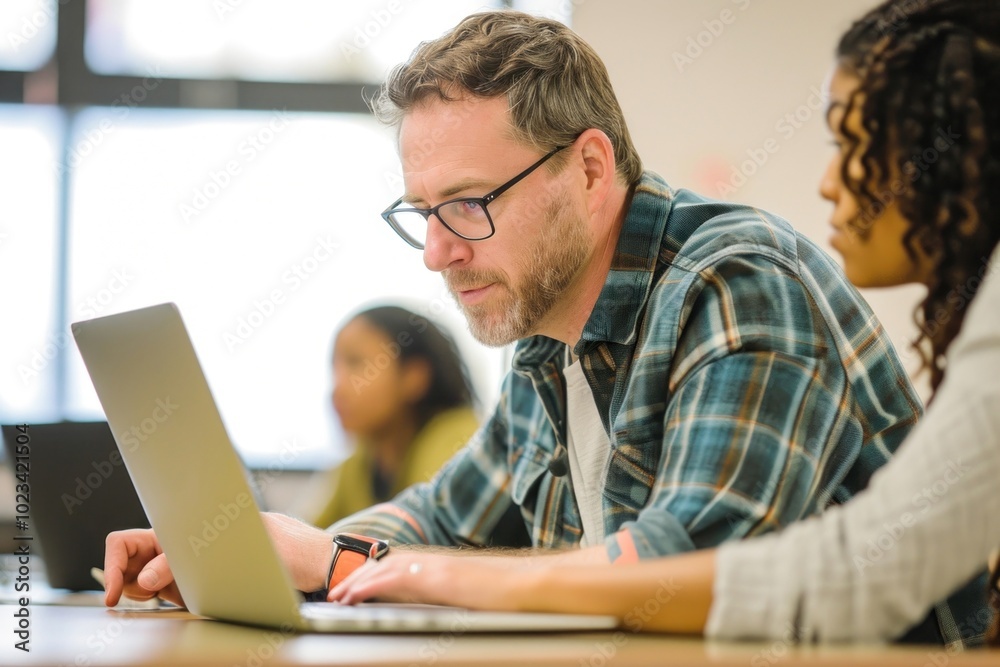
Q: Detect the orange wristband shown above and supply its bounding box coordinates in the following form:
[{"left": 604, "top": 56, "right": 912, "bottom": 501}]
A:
[
  {"left": 328, "top": 548, "right": 368, "bottom": 590},
  {"left": 325, "top": 533, "right": 390, "bottom": 592}
]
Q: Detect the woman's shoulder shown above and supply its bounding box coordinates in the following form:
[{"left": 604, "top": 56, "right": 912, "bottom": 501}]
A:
[
  {"left": 401, "top": 407, "right": 480, "bottom": 486},
  {"left": 416, "top": 407, "right": 480, "bottom": 443},
  {"left": 947, "top": 248, "right": 1000, "bottom": 370}
]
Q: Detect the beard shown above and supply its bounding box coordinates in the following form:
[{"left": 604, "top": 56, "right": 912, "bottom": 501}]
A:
[{"left": 444, "top": 194, "right": 590, "bottom": 347}]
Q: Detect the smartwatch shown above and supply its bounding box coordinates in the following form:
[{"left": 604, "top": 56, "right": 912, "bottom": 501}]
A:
[{"left": 326, "top": 533, "right": 390, "bottom": 591}]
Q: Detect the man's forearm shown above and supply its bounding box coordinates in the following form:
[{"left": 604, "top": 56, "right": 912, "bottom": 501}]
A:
[{"left": 391, "top": 543, "right": 611, "bottom": 567}]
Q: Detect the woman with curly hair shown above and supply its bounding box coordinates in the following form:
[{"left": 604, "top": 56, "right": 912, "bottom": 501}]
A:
[{"left": 330, "top": 0, "right": 1000, "bottom": 646}]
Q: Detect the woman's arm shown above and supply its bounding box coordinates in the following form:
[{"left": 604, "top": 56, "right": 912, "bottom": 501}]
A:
[{"left": 330, "top": 547, "right": 717, "bottom": 634}]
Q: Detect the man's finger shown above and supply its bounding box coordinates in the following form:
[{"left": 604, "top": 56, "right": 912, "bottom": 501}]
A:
[
  {"left": 103, "top": 530, "right": 140, "bottom": 607},
  {"left": 137, "top": 552, "right": 175, "bottom": 593}
]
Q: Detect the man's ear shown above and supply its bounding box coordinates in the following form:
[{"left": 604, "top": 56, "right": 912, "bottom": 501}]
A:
[
  {"left": 575, "top": 128, "right": 617, "bottom": 216},
  {"left": 400, "top": 358, "right": 432, "bottom": 404}
]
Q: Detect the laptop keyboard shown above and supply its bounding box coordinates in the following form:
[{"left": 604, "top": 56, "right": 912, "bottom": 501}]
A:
[{"left": 301, "top": 602, "right": 467, "bottom": 619}]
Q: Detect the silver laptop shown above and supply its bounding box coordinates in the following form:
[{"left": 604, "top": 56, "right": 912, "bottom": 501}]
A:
[{"left": 71, "top": 302, "right": 618, "bottom": 633}]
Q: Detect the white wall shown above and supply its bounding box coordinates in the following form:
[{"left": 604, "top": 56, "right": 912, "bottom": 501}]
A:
[{"left": 574, "top": 0, "right": 928, "bottom": 395}]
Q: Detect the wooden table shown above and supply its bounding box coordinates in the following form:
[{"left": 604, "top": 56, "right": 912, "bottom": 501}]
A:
[{"left": 2, "top": 603, "right": 999, "bottom": 666}]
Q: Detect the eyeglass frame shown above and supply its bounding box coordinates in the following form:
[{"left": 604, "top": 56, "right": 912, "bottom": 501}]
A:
[{"left": 380, "top": 145, "right": 568, "bottom": 250}]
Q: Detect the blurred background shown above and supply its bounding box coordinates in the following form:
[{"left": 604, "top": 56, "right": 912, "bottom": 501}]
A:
[{"left": 0, "top": 0, "right": 920, "bottom": 511}]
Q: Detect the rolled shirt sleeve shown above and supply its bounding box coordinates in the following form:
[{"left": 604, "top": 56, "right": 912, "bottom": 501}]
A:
[
  {"left": 330, "top": 402, "right": 516, "bottom": 547},
  {"left": 605, "top": 250, "right": 882, "bottom": 562},
  {"left": 605, "top": 350, "right": 855, "bottom": 561}
]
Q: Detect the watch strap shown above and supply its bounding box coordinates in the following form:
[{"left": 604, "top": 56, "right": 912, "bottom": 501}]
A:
[
  {"left": 325, "top": 533, "right": 390, "bottom": 592},
  {"left": 328, "top": 547, "right": 368, "bottom": 590}
]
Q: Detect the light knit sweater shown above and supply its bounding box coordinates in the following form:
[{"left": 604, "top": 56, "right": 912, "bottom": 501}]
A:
[{"left": 707, "top": 249, "right": 1000, "bottom": 643}]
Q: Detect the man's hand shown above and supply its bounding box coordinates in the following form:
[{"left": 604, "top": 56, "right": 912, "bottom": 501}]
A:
[
  {"left": 103, "top": 528, "right": 184, "bottom": 608},
  {"left": 103, "top": 512, "right": 334, "bottom": 608},
  {"left": 328, "top": 552, "right": 520, "bottom": 610}
]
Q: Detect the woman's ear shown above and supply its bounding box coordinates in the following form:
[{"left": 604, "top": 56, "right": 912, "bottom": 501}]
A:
[{"left": 400, "top": 358, "right": 432, "bottom": 404}]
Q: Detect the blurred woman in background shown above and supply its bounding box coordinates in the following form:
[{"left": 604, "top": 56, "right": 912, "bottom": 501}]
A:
[{"left": 304, "top": 305, "right": 479, "bottom": 527}]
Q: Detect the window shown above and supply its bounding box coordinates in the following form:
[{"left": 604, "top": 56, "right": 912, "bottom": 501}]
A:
[
  {"left": 0, "top": 0, "right": 57, "bottom": 71},
  {"left": 0, "top": 105, "right": 62, "bottom": 421},
  {"left": 0, "top": 0, "right": 571, "bottom": 468},
  {"left": 85, "top": 0, "right": 493, "bottom": 83},
  {"left": 61, "top": 107, "right": 502, "bottom": 466}
]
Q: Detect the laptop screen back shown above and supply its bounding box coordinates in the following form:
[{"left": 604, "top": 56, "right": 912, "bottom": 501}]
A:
[
  {"left": 71, "top": 303, "right": 305, "bottom": 627},
  {"left": 1, "top": 421, "right": 150, "bottom": 590}
]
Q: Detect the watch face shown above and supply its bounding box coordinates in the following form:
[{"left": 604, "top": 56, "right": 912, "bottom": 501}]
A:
[{"left": 335, "top": 532, "right": 389, "bottom": 559}]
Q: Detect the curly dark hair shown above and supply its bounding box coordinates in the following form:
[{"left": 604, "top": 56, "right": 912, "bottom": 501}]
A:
[
  {"left": 991, "top": 562, "right": 1000, "bottom": 647},
  {"left": 836, "top": 0, "right": 1000, "bottom": 394}
]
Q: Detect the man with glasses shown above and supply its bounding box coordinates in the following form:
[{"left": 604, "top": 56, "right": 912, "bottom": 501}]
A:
[{"left": 103, "top": 10, "right": 922, "bottom": 606}]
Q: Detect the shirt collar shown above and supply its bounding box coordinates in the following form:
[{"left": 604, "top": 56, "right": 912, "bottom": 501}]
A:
[
  {"left": 512, "top": 171, "right": 674, "bottom": 368},
  {"left": 577, "top": 171, "right": 673, "bottom": 349}
]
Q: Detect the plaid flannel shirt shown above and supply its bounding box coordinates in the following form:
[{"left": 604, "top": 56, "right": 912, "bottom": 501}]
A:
[{"left": 334, "top": 171, "right": 922, "bottom": 560}]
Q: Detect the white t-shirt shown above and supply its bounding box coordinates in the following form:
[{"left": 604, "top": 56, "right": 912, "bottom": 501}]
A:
[{"left": 564, "top": 355, "right": 612, "bottom": 547}]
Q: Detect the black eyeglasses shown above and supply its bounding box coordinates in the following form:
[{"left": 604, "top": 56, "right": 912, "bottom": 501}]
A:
[{"left": 380, "top": 145, "right": 567, "bottom": 249}]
